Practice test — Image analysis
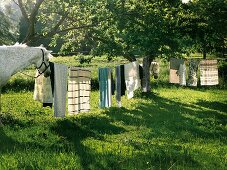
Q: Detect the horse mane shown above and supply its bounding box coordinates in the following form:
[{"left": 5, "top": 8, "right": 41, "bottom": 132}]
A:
[{"left": 13, "top": 42, "right": 28, "bottom": 47}]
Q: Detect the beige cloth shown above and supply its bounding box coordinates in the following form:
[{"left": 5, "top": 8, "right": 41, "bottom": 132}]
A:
[
  {"left": 200, "top": 60, "right": 219, "bottom": 86},
  {"left": 68, "top": 67, "right": 91, "bottom": 114},
  {"left": 124, "top": 61, "right": 141, "bottom": 99},
  {"left": 33, "top": 70, "right": 53, "bottom": 103},
  {"left": 169, "top": 58, "right": 185, "bottom": 84}
]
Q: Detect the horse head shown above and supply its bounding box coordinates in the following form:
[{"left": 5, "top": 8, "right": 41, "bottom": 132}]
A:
[{"left": 35, "top": 47, "right": 53, "bottom": 77}]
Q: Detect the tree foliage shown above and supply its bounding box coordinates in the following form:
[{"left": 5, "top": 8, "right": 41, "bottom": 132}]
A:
[
  {"left": 0, "top": 2, "right": 19, "bottom": 45},
  {"left": 178, "top": 0, "right": 227, "bottom": 58}
]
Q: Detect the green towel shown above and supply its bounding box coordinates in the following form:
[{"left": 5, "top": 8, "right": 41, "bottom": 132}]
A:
[{"left": 99, "top": 68, "right": 111, "bottom": 108}]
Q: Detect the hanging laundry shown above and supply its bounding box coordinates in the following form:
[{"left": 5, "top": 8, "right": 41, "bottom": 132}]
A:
[
  {"left": 124, "top": 61, "right": 141, "bottom": 99},
  {"left": 150, "top": 61, "right": 160, "bottom": 79},
  {"left": 169, "top": 58, "right": 185, "bottom": 84},
  {"left": 179, "top": 63, "right": 186, "bottom": 86},
  {"left": 33, "top": 70, "right": 53, "bottom": 105},
  {"left": 116, "top": 65, "right": 122, "bottom": 107},
  {"left": 188, "top": 59, "right": 199, "bottom": 86},
  {"left": 68, "top": 67, "right": 91, "bottom": 114},
  {"left": 120, "top": 65, "right": 126, "bottom": 96},
  {"left": 53, "top": 63, "right": 67, "bottom": 117},
  {"left": 99, "top": 68, "right": 112, "bottom": 108},
  {"left": 200, "top": 60, "right": 219, "bottom": 86}
]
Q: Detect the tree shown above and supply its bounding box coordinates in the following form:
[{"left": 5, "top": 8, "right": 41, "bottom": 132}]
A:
[
  {"left": 0, "top": 2, "right": 19, "bottom": 45},
  {"left": 178, "top": 0, "right": 227, "bottom": 58},
  {"left": 89, "top": 0, "right": 182, "bottom": 92},
  {"left": 15, "top": 0, "right": 98, "bottom": 49}
]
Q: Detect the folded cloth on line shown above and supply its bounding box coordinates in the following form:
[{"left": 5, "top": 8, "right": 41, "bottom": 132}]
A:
[
  {"left": 99, "top": 67, "right": 112, "bottom": 108},
  {"left": 169, "top": 58, "right": 185, "bottom": 84},
  {"left": 53, "top": 63, "right": 67, "bottom": 118},
  {"left": 33, "top": 70, "right": 53, "bottom": 104},
  {"left": 124, "top": 61, "right": 141, "bottom": 99},
  {"left": 68, "top": 67, "right": 91, "bottom": 114},
  {"left": 200, "top": 60, "right": 219, "bottom": 86}
]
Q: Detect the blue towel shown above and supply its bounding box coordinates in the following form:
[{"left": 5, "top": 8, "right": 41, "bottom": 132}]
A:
[{"left": 99, "top": 68, "right": 112, "bottom": 108}]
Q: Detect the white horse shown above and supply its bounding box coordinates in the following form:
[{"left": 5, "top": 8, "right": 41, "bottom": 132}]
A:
[{"left": 0, "top": 44, "right": 52, "bottom": 125}]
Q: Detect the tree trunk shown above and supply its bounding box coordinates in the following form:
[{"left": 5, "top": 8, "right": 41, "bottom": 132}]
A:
[
  {"left": 125, "top": 55, "right": 136, "bottom": 62},
  {"left": 142, "top": 56, "right": 152, "bottom": 93}
]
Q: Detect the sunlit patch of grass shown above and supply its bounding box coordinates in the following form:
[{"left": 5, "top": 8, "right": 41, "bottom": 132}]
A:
[{"left": 0, "top": 57, "right": 226, "bottom": 169}]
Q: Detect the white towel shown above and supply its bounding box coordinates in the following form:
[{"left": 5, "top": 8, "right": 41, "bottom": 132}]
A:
[
  {"left": 54, "top": 64, "right": 67, "bottom": 118},
  {"left": 124, "top": 61, "right": 141, "bottom": 99},
  {"left": 33, "top": 71, "right": 53, "bottom": 103}
]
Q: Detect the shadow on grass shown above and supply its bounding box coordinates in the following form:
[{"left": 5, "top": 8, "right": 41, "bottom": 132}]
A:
[
  {"left": 196, "top": 100, "right": 227, "bottom": 113},
  {"left": 0, "top": 92, "right": 226, "bottom": 169},
  {"left": 50, "top": 116, "right": 200, "bottom": 169},
  {"left": 50, "top": 115, "right": 126, "bottom": 169}
]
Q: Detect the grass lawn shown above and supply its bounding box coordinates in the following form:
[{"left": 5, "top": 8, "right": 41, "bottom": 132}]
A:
[{"left": 0, "top": 56, "right": 226, "bottom": 169}]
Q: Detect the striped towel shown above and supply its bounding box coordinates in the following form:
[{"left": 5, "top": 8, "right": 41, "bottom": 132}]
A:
[
  {"left": 53, "top": 63, "right": 67, "bottom": 118},
  {"left": 124, "top": 61, "right": 141, "bottom": 99},
  {"left": 169, "top": 58, "right": 185, "bottom": 84},
  {"left": 33, "top": 70, "right": 53, "bottom": 104},
  {"left": 68, "top": 67, "right": 91, "bottom": 114},
  {"left": 200, "top": 60, "right": 219, "bottom": 86}
]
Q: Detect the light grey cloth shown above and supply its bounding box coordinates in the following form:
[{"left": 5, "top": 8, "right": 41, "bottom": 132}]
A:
[
  {"left": 179, "top": 63, "right": 186, "bottom": 86},
  {"left": 33, "top": 70, "right": 53, "bottom": 103},
  {"left": 116, "top": 66, "right": 121, "bottom": 107},
  {"left": 54, "top": 63, "right": 67, "bottom": 118}
]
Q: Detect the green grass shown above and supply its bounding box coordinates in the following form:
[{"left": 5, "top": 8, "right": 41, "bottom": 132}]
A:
[{"left": 0, "top": 56, "right": 226, "bottom": 169}]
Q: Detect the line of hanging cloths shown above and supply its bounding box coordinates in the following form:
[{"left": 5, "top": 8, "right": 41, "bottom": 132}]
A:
[
  {"left": 34, "top": 63, "right": 91, "bottom": 117},
  {"left": 99, "top": 61, "right": 144, "bottom": 108},
  {"left": 169, "top": 58, "right": 219, "bottom": 86}
]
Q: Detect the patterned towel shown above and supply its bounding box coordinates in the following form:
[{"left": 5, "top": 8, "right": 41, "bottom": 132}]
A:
[
  {"left": 188, "top": 59, "right": 199, "bottom": 86},
  {"left": 200, "top": 60, "right": 219, "bottom": 86},
  {"left": 124, "top": 61, "right": 141, "bottom": 99},
  {"left": 169, "top": 58, "right": 185, "bottom": 84},
  {"left": 68, "top": 67, "right": 91, "bottom": 114},
  {"left": 33, "top": 70, "right": 53, "bottom": 103},
  {"left": 53, "top": 63, "right": 67, "bottom": 118}
]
